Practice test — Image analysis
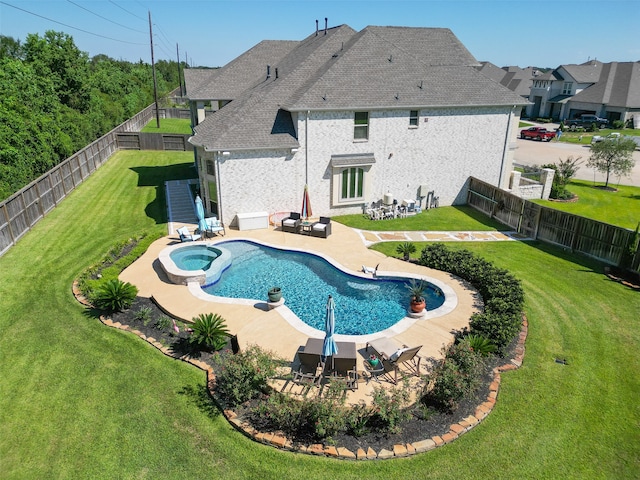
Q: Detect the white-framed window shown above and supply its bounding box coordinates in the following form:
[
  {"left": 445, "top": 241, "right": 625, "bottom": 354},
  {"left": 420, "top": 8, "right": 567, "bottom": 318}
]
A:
[
  {"left": 409, "top": 110, "right": 419, "bottom": 127},
  {"left": 330, "top": 153, "right": 375, "bottom": 206},
  {"left": 562, "top": 82, "right": 573, "bottom": 95},
  {"left": 340, "top": 167, "right": 364, "bottom": 200},
  {"left": 354, "top": 112, "right": 369, "bottom": 140}
]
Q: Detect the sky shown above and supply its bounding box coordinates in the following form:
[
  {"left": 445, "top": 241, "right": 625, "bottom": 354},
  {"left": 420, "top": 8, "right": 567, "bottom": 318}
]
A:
[{"left": 1, "top": 0, "right": 639, "bottom": 69}]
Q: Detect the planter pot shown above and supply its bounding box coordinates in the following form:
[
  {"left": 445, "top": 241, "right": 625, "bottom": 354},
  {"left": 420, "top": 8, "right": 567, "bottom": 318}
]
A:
[
  {"left": 268, "top": 287, "right": 282, "bottom": 303},
  {"left": 410, "top": 299, "right": 426, "bottom": 313}
]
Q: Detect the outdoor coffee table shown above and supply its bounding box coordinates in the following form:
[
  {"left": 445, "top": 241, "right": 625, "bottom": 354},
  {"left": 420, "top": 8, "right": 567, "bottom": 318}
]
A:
[{"left": 299, "top": 221, "right": 313, "bottom": 235}]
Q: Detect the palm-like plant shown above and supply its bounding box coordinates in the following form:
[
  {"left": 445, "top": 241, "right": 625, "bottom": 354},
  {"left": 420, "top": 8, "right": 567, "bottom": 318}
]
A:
[
  {"left": 190, "top": 313, "right": 230, "bottom": 351},
  {"left": 396, "top": 241, "right": 417, "bottom": 261},
  {"left": 465, "top": 334, "right": 497, "bottom": 356},
  {"left": 92, "top": 279, "right": 138, "bottom": 312}
]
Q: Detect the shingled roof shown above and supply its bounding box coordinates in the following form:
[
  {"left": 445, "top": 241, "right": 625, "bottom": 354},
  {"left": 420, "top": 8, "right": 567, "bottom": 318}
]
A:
[
  {"left": 189, "top": 25, "right": 527, "bottom": 152},
  {"left": 569, "top": 62, "right": 640, "bottom": 108}
]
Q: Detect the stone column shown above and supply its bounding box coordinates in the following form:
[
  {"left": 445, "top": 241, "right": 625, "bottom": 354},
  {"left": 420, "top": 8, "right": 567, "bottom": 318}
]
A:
[
  {"left": 509, "top": 170, "right": 521, "bottom": 196},
  {"left": 540, "top": 168, "right": 555, "bottom": 200}
]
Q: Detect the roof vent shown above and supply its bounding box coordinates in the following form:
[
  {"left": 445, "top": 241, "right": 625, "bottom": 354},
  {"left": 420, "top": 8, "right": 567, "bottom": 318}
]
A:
[
  {"left": 275, "top": 68, "right": 279, "bottom": 79},
  {"left": 266, "top": 65, "right": 271, "bottom": 79},
  {"left": 419, "top": 80, "right": 423, "bottom": 89},
  {"left": 324, "top": 17, "right": 327, "bottom": 35},
  {"left": 315, "top": 19, "right": 318, "bottom": 36},
  {"left": 388, "top": 54, "right": 393, "bottom": 62}
]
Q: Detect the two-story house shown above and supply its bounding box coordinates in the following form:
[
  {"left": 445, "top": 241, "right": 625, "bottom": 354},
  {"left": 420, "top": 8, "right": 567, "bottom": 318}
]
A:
[
  {"left": 186, "top": 23, "right": 527, "bottom": 226},
  {"left": 525, "top": 60, "right": 640, "bottom": 125}
]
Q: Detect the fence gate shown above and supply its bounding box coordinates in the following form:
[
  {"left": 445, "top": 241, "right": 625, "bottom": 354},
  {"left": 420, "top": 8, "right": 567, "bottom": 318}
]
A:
[{"left": 520, "top": 202, "right": 541, "bottom": 238}]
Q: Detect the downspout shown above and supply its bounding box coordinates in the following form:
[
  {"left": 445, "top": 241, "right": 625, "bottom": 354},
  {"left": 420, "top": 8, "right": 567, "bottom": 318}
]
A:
[
  {"left": 214, "top": 152, "right": 224, "bottom": 223},
  {"left": 305, "top": 110, "right": 310, "bottom": 185},
  {"left": 498, "top": 107, "right": 514, "bottom": 189}
]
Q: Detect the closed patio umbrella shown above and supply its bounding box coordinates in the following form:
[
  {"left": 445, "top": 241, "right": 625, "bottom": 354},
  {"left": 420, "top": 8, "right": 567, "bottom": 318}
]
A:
[
  {"left": 322, "top": 295, "right": 338, "bottom": 368},
  {"left": 195, "top": 195, "right": 208, "bottom": 234},
  {"left": 301, "top": 184, "right": 312, "bottom": 220}
]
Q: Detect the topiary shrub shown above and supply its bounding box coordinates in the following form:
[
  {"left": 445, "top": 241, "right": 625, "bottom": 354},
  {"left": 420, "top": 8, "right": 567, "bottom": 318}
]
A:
[
  {"left": 189, "top": 313, "right": 230, "bottom": 351},
  {"left": 92, "top": 279, "right": 138, "bottom": 313}
]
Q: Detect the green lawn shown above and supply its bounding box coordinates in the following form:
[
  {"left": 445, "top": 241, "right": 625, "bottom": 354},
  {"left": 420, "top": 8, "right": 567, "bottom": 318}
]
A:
[
  {"left": 1, "top": 150, "right": 638, "bottom": 478},
  {"left": 533, "top": 180, "right": 640, "bottom": 230},
  {"left": 141, "top": 118, "right": 192, "bottom": 134},
  {"left": 333, "top": 205, "right": 509, "bottom": 231},
  {"left": 556, "top": 128, "right": 639, "bottom": 145}
]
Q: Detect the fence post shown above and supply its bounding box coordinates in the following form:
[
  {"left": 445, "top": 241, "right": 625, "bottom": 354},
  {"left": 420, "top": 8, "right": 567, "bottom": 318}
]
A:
[{"left": 540, "top": 168, "right": 555, "bottom": 200}]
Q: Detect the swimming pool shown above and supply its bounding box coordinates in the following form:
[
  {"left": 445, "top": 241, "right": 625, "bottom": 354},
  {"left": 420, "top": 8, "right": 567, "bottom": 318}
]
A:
[{"left": 200, "top": 240, "right": 445, "bottom": 335}]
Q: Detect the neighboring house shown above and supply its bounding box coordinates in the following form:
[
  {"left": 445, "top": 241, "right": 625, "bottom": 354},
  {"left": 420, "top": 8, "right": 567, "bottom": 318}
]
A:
[
  {"left": 186, "top": 24, "right": 527, "bottom": 225},
  {"left": 476, "top": 61, "right": 541, "bottom": 99},
  {"left": 525, "top": 60, "right": 640, "bottom": 124}
]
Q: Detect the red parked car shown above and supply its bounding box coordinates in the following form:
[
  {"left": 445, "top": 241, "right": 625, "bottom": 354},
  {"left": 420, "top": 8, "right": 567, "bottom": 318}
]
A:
[{"left": 520, "top": 127, "right": 556, "bottom": 142}]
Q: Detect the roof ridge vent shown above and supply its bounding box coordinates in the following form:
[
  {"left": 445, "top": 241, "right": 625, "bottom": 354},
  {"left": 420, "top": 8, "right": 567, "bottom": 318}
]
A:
[{"left": 316, "top": 19, "right": 318, "bottom": 36}]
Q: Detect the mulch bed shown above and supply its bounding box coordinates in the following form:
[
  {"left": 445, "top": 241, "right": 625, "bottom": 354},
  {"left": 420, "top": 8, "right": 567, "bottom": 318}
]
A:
[{"left": 108, "top": 296, "right": 518, "bottom": 454}]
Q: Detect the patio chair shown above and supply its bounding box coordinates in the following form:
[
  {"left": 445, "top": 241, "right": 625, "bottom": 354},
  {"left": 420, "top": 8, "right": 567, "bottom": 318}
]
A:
[
  {"left": 366, "top": 337, "right": 423, "bottom": 384},
  {"left": 205, "top": 216, "right": 225, "bottom": 237},
  {"left": 281, "top": 212, "right": 301, "bottom": 233},
  {"left": 292, "top": 351, "right": 324, "bottom": 388},
  {"left": 177, "top": 226, "right": 201, "bottom": 242},
  {"left": 331, "top": 357, "right": 358, "bottom": 390},
  {"left": 310, "top": 216, "right": 331, "bottom": 238}
]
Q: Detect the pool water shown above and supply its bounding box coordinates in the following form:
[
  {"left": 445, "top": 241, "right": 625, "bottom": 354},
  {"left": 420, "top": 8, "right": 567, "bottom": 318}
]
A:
[
  {"left": 202, "top": 240, "right": 444, "bottom": 335},
  {"left": 170, "top": 246, "right": 219, "bottom": 271}
]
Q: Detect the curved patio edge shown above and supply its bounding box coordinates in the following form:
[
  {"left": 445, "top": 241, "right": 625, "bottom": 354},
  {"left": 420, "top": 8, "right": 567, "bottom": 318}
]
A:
[{"left": 72, "top": 279, "right": 528, "bottom": 461}]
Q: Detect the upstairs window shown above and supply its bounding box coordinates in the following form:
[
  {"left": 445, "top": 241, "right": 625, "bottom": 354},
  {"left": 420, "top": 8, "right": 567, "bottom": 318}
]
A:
[
  {"left": 354, "top": 112, "right": 369, "bottom": 140},
  {"left": 409, "top": 110, "right": 419, "bottom": 127},
  {"left": 562, "top": 82, "right": 573, "bottom": 95}
]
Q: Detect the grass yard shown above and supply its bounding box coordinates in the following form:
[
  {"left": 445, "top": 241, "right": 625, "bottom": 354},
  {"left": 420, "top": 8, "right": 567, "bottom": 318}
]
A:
[
  {"left": 533, "top": 179, "right": 640, "bottom": 230},
  {"left": 141, "top": 117, "right": 192, "bottom": 134},
  {"left": 1, "top": 150, "right": 638, "bottom": 478},
  {"left": 556, "top": 128, "right": 639, "bottom": 145},
  {"left": 333, "top": 205, "right": 508, "bottom": 231}
]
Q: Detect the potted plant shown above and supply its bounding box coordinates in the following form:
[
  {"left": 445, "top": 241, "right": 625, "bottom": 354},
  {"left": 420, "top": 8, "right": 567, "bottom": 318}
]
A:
[
  {"left": 406, "top": 279, "right": 427, "bottom": 313},
  {"left": 268, "top": 286, "right": 282, "bottom": 303}
]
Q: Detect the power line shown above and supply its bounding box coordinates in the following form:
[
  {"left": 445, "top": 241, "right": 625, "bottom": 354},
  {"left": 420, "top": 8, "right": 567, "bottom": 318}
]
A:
[
  {"left": 66, "top": 0, "right": 146, "bottom": 34},
  {"left": 0, "top": 1, "right": 147, "bottom": 45},
  {"left": 108, "top": 0, "right": 146, "bottom": 21}
]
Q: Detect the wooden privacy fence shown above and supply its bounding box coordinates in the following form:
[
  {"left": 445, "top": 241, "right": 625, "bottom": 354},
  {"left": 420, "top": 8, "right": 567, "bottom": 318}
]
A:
[
  {"left": 467, "top": 177, "right": 640, "bottom": 270},
  {"left": 0, "top": 100, "right": 164, "bottom": 256},
  {"left": 116, "top": 133, "right": 193, "bottom": 151}
]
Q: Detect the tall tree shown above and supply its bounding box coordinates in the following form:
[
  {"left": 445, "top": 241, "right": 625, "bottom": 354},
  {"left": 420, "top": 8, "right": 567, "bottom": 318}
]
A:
[
  {"left": 587, "top": 138, "right": 637, "bottom": 188},
  {"left": 23, "top": 31, "right": 90, "bottom": 111}
]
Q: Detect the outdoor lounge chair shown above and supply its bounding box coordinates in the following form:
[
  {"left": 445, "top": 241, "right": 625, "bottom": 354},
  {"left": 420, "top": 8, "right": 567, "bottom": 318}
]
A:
[
  {"left": 281, "top": 212, "right": 301, "bottom": 233},
  {"left": 366, "top": 337, "right": 422, "bottom": 384},
  {"left": 177, "top": 226, "right": 201, "bottom": 242},
  {"left": 310, "top": 216, "right": 331, "bottom": 238},
  {"left": 292, "top": 351, "right": 324, "bottom": 388},
  {"left": 331, "top": 357, "right": 358, "bottom": 390},
  {"left": 204, "top": 217, "right": 225, "bottom": 237}
]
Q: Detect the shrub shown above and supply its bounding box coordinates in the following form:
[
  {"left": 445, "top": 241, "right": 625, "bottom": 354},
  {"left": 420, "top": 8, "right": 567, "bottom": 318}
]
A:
[
  {"left": 345, "top": 402, "right": 371, "bottom": 437},
  {"left": 190, "top": 313, "right": 230, "bottom": 351},
  {"left": 212, "top": 344, "right": 280, "bottom": 407},
  {"left": 155, "top": 315, "right": 172, "bottom": 330},
  {"left": 612, "top": 120, "right": 625, "bottom": 130},
  {"left": 424, "top": 340, "right": 485, "bottom": 412},
  {"left": 92, "top": 279, "right": 138, "bottom": 312},
  {"left": 465, "top": 334, "right": 497, "bottom": 356},
  {"left": 369, "top": 381, "right": 411, "bottom": 434},
  {"left": 396, "top": 241, "right": 416, "bottom": 261},
  {"left": 418, "top": 243, "right": 524, "bottom": 355},
  {"left": 133, "top": 305, "right": 152, "bottom": 324}
]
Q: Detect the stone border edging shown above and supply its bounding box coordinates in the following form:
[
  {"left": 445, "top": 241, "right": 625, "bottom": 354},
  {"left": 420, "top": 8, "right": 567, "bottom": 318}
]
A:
[{"left": 72, "top": 280, "right": 528, "bottom": 460}]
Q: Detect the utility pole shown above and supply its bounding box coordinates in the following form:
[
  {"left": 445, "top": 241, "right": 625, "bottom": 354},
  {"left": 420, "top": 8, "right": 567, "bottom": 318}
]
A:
[
  {"left": 148, "top": 10, "right": 160, "bottom": 128},
  {"left": 176, "top": 43, "right": 183, "bottom": 96}
]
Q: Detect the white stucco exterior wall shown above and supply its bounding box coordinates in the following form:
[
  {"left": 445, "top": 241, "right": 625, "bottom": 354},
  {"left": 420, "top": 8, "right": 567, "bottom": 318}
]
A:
[{"left": 198, "top": 106, "right": 520, "bottom": 224}]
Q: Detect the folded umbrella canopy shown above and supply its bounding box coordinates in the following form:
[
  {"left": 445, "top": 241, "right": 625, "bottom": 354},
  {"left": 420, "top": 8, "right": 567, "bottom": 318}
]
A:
[
  {"left": 195, "top": 195, "right": 208, "bottom": 234},
  {"left": 322, "top": 295, "right": 338, "bottom": 367},
  {"left": 301, "top": 184, "right": 312, "bottom": 220}
]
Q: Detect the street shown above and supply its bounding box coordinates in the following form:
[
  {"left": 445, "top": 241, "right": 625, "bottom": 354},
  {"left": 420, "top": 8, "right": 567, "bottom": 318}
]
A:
[{"left": 513, "top": 129, "right": 640, "bottom": 187}]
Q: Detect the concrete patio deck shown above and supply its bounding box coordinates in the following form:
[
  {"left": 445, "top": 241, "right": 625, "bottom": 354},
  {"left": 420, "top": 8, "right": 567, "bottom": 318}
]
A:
[{"left": 119, "top": 221, "right": 480, "bottom": 404}]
